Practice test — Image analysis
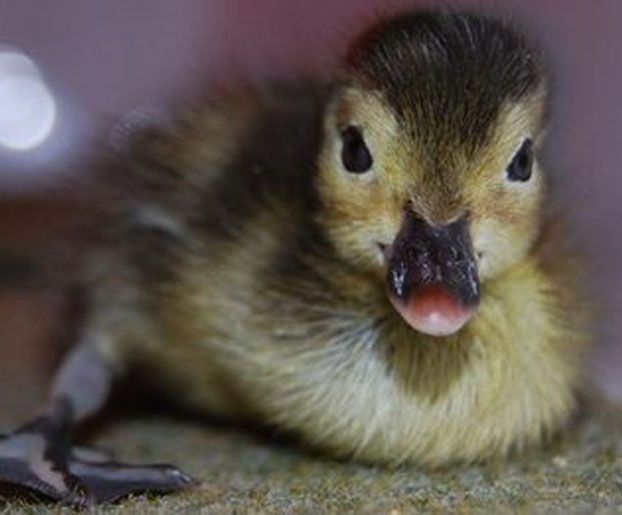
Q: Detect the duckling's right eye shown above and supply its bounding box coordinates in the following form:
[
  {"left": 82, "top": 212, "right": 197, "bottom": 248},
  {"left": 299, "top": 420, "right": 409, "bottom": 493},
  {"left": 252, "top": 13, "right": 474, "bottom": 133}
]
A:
[{"left": 340, "top": 126, "right": 373, "bottom": 173}]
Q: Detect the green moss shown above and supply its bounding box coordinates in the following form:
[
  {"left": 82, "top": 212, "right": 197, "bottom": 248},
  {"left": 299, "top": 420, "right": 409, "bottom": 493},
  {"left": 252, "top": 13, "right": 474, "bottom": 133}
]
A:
[{"left": 1, "top": 409, "right": 621, "bottom": 513}]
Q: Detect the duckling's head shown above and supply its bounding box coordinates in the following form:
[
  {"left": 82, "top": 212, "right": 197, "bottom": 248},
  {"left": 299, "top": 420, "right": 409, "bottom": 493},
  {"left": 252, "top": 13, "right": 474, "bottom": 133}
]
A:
[{"left": 316, "top": 10, "right": 548, "bottom": 336}]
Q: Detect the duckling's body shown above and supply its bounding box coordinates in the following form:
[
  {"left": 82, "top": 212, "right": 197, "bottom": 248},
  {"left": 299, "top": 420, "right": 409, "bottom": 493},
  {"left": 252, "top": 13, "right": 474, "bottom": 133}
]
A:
[
  {"left": 0, "top": 9, "right": 589, "bottom": 505},
  {"left": 99, "top": 85, "right": 584, "bottom": 466}
]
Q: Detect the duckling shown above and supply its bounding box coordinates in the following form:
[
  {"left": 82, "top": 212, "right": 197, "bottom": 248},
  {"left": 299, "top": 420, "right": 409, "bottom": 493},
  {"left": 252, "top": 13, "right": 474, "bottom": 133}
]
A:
[{"left": 0, "top": 9, "right": 590, "bottom": 506}]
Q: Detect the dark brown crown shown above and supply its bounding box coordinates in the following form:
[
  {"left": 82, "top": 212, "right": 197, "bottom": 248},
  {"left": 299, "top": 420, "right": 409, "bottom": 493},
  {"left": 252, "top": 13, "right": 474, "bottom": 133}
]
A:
[{"left": 345, "top": 10, "right": 546, "bottom": 151}]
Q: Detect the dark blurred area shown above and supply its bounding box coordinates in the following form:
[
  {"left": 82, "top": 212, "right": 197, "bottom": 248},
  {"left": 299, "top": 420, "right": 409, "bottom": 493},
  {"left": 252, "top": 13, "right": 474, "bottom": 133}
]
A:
[{"left": 0, "top": 0, "right": 621, "bottom": 423}]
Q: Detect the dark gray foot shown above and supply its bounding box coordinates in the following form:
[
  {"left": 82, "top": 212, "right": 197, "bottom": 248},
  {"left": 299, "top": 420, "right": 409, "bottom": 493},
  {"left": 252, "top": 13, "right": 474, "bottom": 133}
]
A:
[
  {"left": 68, "top": 449, "right": 196, "bottom": 504},
  {"left": 0, "top": 405, "right": 196, "bottom": 506}
]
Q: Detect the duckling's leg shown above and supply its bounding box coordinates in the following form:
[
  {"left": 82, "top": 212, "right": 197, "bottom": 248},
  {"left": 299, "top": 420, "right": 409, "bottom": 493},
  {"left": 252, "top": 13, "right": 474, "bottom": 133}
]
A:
[{"left": 0, "top": 337, "right": 195, "bottom": 506}]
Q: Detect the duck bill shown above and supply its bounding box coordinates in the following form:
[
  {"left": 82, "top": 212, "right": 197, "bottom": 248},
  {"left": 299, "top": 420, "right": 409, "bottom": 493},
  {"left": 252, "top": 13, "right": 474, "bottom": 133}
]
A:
[{"left": 386, "top": 215, "right": 480, "bottom": 337}]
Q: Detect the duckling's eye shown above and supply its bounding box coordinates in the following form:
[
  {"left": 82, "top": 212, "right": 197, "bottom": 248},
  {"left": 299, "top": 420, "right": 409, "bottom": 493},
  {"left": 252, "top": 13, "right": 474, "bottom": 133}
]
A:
[
  {"left": 507, "top": 138, "right": 534, "bottom": 182},
  {"left": 340, "top": 126, "right": 373, "bottom": 173}
]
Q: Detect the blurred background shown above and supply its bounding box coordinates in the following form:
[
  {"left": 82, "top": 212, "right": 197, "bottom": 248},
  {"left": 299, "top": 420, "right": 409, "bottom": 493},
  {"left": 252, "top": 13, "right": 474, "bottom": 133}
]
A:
[{"left": 0, "top": 0, "right": 620, "bottom": 422}]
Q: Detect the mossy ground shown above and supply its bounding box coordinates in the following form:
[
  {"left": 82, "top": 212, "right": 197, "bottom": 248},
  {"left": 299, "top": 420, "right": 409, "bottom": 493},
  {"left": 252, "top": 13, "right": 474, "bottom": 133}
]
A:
[{"left": 1, "top": 407, "right": 621, "bottom": 514}]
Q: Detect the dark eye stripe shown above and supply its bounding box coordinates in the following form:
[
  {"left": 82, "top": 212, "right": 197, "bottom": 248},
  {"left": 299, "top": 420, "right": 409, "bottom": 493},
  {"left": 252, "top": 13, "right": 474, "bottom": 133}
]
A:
[
  {"left": 507, "top": 138, "right": 534, "bottom": 182},
  {"left": 341, "top": 126, "right": 373, "bottom": 173}
]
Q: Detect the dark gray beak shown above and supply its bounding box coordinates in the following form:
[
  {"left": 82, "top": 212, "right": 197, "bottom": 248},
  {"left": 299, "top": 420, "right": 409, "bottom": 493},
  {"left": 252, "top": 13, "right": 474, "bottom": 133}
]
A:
[{"left": 387, "top": 214, "right": 480, "bottom": 308}]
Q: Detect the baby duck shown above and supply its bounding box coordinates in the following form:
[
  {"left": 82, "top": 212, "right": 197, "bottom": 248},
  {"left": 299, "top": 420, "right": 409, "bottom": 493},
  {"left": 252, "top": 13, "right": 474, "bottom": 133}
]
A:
[{"left": 0, "top": 9, "right": 589, "bottom": 506}]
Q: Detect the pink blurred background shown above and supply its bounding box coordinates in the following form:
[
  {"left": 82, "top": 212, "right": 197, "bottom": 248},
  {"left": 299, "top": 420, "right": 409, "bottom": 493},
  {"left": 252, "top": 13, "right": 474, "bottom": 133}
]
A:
[{"left": 0, "top": 0, "right": 620, "bottom": 417}]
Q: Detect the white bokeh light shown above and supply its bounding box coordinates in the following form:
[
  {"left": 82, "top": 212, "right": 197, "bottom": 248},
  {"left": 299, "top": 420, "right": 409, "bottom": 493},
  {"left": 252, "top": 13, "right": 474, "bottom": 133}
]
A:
[{"left": 0, "top": 48, "right": 57, "bottom": 151}]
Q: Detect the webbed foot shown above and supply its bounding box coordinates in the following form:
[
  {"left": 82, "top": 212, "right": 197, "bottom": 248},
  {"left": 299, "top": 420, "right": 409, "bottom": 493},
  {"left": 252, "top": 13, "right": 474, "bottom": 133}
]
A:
[{"left": 0, "top": 403, "right": 196, "bottom": 506}]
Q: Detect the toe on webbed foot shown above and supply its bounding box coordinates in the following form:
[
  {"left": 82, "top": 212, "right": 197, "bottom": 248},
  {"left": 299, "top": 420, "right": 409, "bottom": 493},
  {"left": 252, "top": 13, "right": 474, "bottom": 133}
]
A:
[{"left": 68, "top": 449, "right": 197, "bottom": 504}]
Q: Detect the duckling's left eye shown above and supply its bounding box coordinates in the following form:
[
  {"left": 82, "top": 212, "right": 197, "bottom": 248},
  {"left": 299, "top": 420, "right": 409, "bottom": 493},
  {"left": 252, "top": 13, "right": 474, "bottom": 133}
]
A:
[
  {"left": 507, "top": 138, "right": 534, "bottom": 182},
  {"left": 340, "top": 126, "right": 373, "bottom": 173}
]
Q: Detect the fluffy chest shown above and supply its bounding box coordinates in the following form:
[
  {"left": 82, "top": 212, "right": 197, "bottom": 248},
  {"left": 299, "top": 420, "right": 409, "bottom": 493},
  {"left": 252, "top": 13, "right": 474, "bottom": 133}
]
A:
[
  {"left": 147, "top": 290, "right": 576, "bottom": 466},
  {"left": 228, "top": 310, "right": 572, "bottom": 464},
  {"left": 146, "top": 255, "right": 580, "bottom": 465}
]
